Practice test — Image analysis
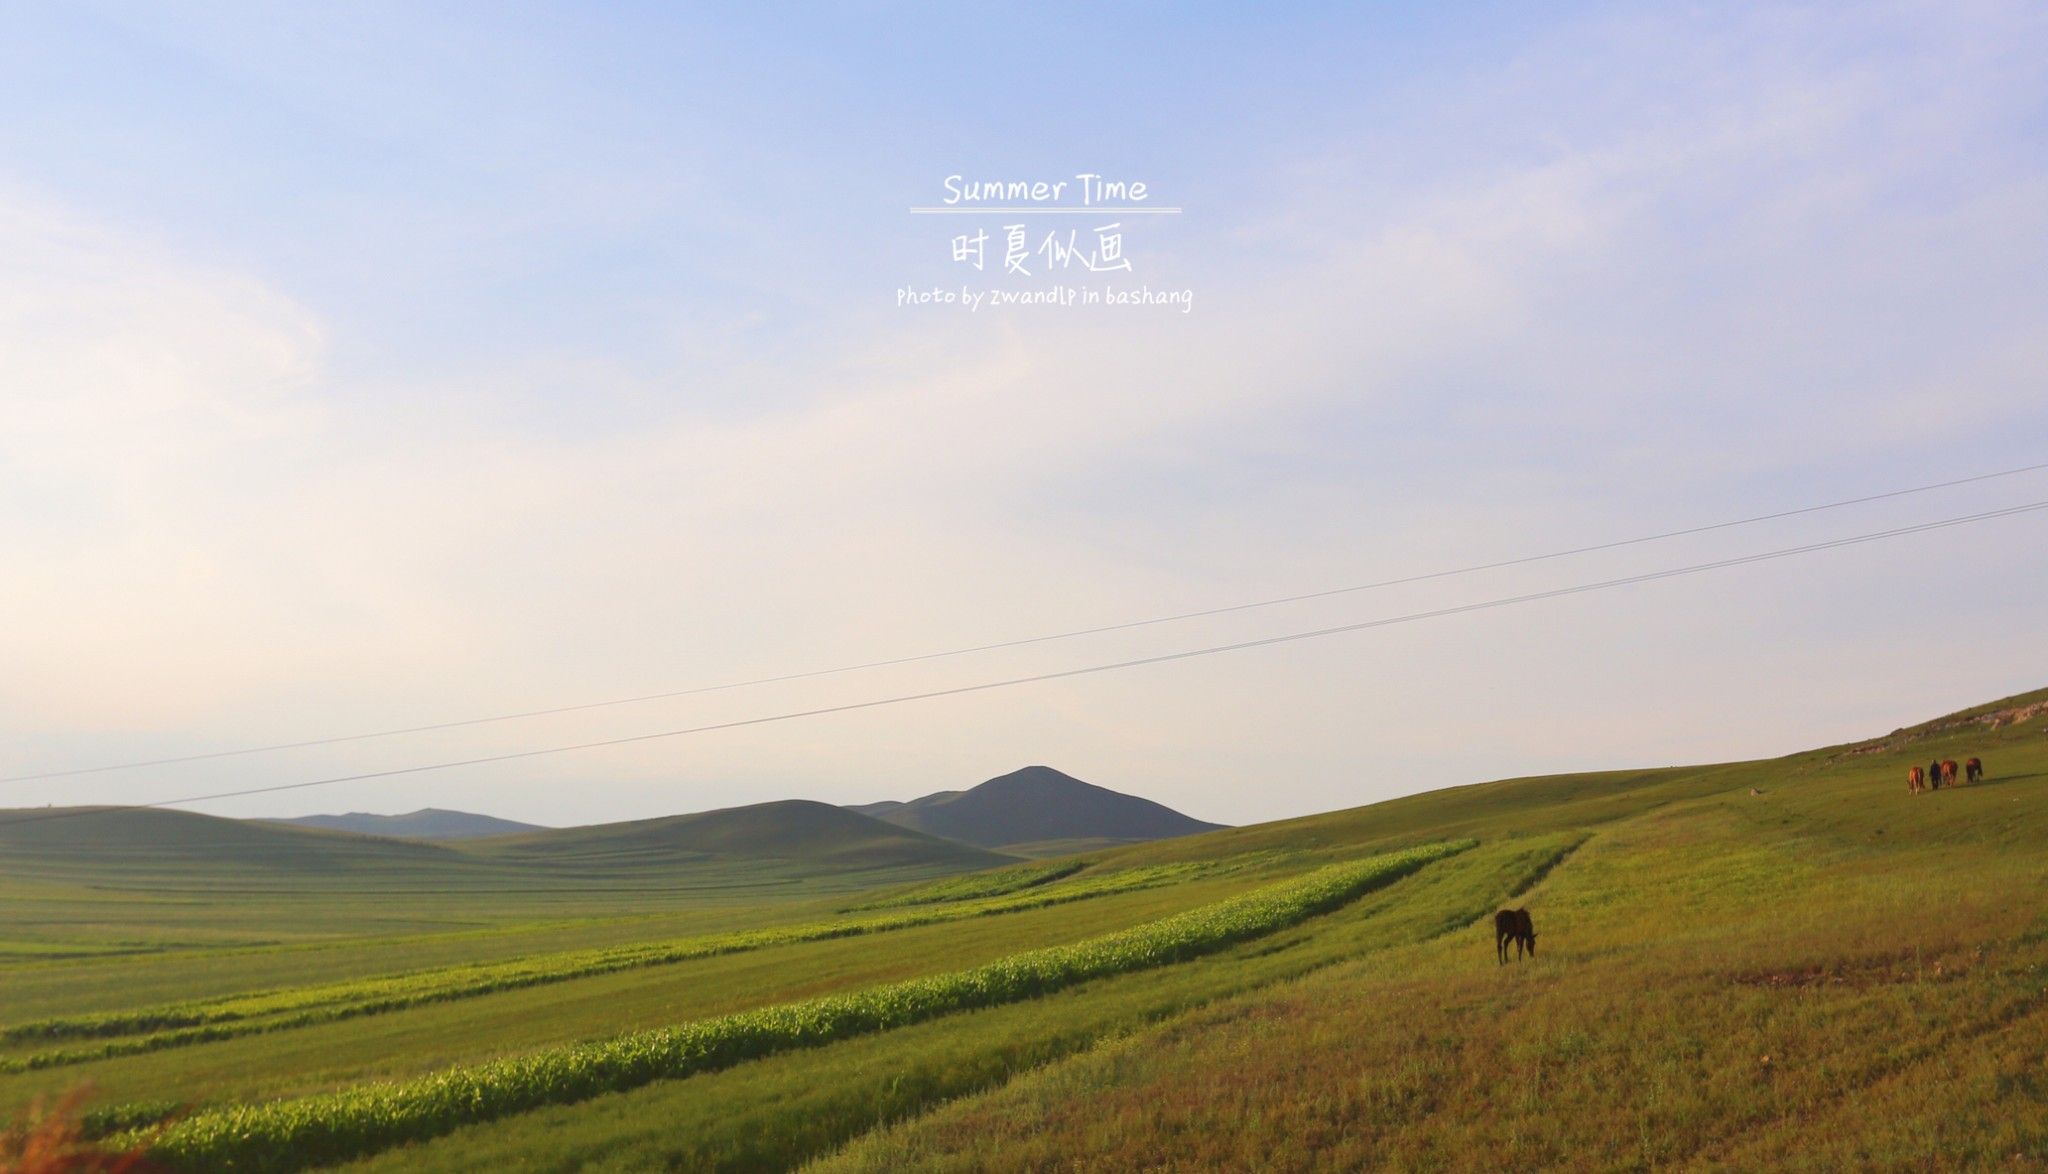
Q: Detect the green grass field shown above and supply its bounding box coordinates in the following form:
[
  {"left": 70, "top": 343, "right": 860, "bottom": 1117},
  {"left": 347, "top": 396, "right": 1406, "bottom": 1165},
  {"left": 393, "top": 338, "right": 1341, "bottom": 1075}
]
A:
[{"left": 5, "top": 687, "right": 2047, "bottom": 1170}]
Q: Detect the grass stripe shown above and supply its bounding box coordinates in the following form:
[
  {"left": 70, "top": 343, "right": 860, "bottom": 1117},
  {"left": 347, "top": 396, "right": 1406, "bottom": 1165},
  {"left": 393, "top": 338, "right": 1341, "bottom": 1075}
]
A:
[
  {"left": 140, "top": 841, "right": 1469, "bottom": 1172},
  {"left": 842, "top": 860, "right": 1089, "bottom": 910},
  {"left": 0, "top": 862, "right": 1219, "bottom": 1071}
]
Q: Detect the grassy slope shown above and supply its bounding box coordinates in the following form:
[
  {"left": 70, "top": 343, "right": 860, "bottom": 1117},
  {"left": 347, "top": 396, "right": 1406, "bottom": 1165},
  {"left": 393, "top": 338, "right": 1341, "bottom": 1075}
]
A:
[
  {"left": 8, "top": 687, "right": 2045, "bottom": 1169},
  {"left": 265, "top": 810, "right": 545, "bottom": 840},
  {"left": 816, "top": 690, "right": 2048, "bottom": 1170},
  {"left": 995, "top": 836, "right": 1150, "bottom": 858},
  {"left": 331, "top": 689, "right": 2048, "bottom": 1171},
  {"left": 0, "top": 808, "right": 470, "bottom": 885},
  {"left": 0, "top": 880, "right": 1251, "bottom": 1113},
  {"left": 336, "top": 836, "right": 1571, "bottom": 1172},
  {"left": 0, "top": 801, "right": 1008, "bottom": 894},
  {"left": 465, "top": 800, "right": 1013, "bottom": 873},
  {"left": 0, "top": 801, "right": 1014, "bottom": 962}
]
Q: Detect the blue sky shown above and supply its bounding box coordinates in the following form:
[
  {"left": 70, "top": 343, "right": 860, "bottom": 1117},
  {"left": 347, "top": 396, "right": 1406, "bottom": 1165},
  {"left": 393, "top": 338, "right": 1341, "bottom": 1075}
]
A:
[{"left": 3, "top": 2, "right": 2045, "bottom": 826}]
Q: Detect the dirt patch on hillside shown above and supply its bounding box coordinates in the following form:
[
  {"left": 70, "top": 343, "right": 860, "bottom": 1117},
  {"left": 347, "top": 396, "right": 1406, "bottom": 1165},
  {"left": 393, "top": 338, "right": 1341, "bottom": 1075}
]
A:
[{"left": 1831, "top": 700, "right": 2048, "bottom": 760}]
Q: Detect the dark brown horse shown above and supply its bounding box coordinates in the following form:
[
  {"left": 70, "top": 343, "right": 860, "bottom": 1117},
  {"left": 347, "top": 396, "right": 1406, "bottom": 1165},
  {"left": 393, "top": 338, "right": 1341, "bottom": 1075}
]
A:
[
  {"left": 1929, "top": 760, "right": 1944, "bottom": 791},
  {"left": 1940, "top": 760, "right": 1959, "bottom": 788},
  {"left": 1966, "top": 757, "right": 1984, "bottom": 784},
  {"left": 1909, "top": 765, "right": 1925, "bottom": 794},
  {"left": 1494, "top": 908, "right": 1536, "bottom": 964}
]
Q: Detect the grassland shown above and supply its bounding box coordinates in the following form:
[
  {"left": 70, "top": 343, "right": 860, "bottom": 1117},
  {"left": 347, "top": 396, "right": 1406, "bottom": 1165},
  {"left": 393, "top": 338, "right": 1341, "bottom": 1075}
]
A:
[
  {"left": 142, "top": 844, "right": 1463, "bottom": 1171},
  {"left": 816, "top": 694, "right": 2048, "bottom": 1171},
  {"left": 0, "top": 858, "right": 1250, "bottom": 1075},
  {"left": 842, "top": 860, "right": 1089, "bottom": 910},
  {"left": 4, "top": 686, "right": 2046, "bottom": 1170}
]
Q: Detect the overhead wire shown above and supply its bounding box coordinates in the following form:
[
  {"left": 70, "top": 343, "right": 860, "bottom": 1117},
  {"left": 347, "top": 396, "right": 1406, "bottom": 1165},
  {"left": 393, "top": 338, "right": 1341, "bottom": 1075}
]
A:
[
  {"left": 8, "top": 460, "right": 2046, "bottom": 785},
  {"left": 5, "top": 496, "right": 2041, "bottom": 829}
]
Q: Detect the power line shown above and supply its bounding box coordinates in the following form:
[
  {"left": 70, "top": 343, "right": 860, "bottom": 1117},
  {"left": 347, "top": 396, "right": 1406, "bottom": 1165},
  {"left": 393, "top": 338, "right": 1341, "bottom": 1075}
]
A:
[
  {"left": 7, "top": 460, "right": 2047, "bottom": 786},
  {"left": 5, "top": 496, "right": 2040, "bottom": 830}
]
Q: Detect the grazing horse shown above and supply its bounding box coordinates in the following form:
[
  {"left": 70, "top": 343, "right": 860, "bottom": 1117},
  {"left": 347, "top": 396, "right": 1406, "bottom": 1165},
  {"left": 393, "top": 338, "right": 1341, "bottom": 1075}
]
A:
[
  {"left": 1494, "top": 908, "right": 1537, "bottom": 964},
  {"left": 1940, "top": 760, "right": 1959, "bottom": 788},
  {"left": 1966, "top": 757, "right": 1984, "bottom": 784},
  {"left": 1929, "top": 760, "right": 1944, "bottom": 791},
  {"left": 1909, "top": 765, "right": 1925, "bottom": 794}
]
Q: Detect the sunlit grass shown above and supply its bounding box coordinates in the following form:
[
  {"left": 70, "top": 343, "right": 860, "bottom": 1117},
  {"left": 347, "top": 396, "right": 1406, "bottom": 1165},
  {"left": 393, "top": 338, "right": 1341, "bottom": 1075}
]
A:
[
  {"left": 818, "top": 710, "right": 2048, "bottom": 1170},
  {"left": 137, "top": 843, "right": 1465, "bottom": 1171},
  {"left": 8, "top": 688, "right": 2044, "bottom": 1170}
]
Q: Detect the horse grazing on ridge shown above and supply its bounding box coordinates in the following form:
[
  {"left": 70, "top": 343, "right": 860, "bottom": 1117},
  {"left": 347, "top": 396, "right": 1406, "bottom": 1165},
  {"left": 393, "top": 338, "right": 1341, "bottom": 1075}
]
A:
[
  {"left": 1940, "top": 760, "right": 1960, "bottom": 788},
  {"left": 1494, "top": 908, "right": 1537, "bottom": 964},
  {"left": 1908, "top": 765, "right": 1926, "bottom": 794},
  {"left": 1966, "top": 757, "right": 1984, "bottom": 784}
]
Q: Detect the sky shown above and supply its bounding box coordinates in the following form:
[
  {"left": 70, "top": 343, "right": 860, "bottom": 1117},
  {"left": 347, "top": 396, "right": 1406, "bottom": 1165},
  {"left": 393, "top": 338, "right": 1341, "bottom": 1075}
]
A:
[{"left": 3, "top": 2, "right": 2045, "bottom": 828}]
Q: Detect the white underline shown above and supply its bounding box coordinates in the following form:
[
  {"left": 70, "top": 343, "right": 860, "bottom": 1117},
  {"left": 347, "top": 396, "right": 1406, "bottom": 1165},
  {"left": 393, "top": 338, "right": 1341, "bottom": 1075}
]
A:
[{"left": 908, "top": 207, "right": 1183, "bottom": 214}]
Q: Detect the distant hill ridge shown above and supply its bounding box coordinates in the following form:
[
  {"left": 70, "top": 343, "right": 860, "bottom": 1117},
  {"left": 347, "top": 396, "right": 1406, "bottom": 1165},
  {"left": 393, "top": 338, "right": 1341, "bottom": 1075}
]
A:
[
  {"left": 2, "top": 769, "right": 1220, "bottom": 886},
  {"left": 474, "top": 798, "right": 1013, "bottom": 870},
  {"left": 270, "top": 808, "right": 545, "bottom": 840},
  {"left": 0, "top": 800, "right": 1012, "bottom": 892},
  {"left": 849, "top": 766, "right": 1227, "bottom": 850}
]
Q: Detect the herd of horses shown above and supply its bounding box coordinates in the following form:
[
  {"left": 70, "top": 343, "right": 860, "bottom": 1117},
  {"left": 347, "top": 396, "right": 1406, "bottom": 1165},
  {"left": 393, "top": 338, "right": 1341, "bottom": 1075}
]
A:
[{"left": 1908, "top": 756, "right": 1985, "bottom": 794}]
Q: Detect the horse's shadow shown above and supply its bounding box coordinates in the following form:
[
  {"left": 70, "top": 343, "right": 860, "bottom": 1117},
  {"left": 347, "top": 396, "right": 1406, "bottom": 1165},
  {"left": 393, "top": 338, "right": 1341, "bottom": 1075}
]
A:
[{"left": 1944, "top": 769, "right": 2046, "bottom": 792}]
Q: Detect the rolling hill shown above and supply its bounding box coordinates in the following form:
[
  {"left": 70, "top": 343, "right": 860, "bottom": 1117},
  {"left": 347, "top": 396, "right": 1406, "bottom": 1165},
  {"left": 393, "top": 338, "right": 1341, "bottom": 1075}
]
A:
[
  {"left": 0, "top": 800, "right": 1011, "bottom": 897},
  {"left": 0, "top": 806, "right": 469, "bottom": 886},
  {"left": 467, "top": 799, "right": 1016, "bottom": 874},
  {"left": 6, "top": 686, "right": 2048, "bottom": 1169},
  {"left": 267, "top": 808, "right": 545, "bottom": 840},
  {"left": 849, "top": 766, "right": 1227, "bottom": 850}
]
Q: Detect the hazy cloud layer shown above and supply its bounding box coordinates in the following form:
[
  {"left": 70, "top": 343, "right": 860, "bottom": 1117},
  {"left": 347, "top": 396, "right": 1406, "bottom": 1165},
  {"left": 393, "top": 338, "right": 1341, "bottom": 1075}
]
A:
[{"left": 2, "top": 3, "right": 2044, "bottom": 825}]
